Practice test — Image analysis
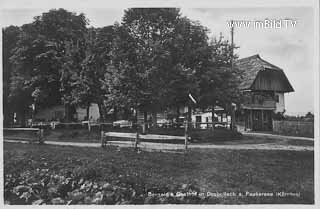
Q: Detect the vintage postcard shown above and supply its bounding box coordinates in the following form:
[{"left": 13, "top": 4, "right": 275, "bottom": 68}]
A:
[{"left": 1, "top": 0, "right": 319, "bottom": 207}]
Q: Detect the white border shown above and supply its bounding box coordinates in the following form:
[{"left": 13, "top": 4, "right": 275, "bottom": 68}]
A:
[
  {"left": 0, "top": 0, "right": 319, "bottom": 209},
  {"left": 0, "top": 0, "right": 317, "bottom": 9}
]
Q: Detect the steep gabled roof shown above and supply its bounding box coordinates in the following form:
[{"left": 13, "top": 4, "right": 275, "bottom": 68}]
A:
[{"left": 235, "top": 54, "right": 294, "bottom": 92}]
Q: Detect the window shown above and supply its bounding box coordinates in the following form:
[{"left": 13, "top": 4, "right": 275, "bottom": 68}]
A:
[
  {"left": 275, "top": 95, "right": 279, "bottom": 103},
  {"left": 258, "top": 95, "right": 263, "bottom": 104}
]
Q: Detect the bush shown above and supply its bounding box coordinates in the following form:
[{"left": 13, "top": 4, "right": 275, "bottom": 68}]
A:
[
  {"left": 148, "top": 127, "right": 185, "bottom": 136},
  {"left": 190, "top": 128, "right": 242, "bottom": 143}
]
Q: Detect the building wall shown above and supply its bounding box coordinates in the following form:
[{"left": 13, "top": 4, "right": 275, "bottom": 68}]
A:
[
  {"left": 34, "top": 105, "right": 65, "bottom": 121},
  {"left": 35, "top": 103, "right": 100, "bottom": 122},
  {"left": 180, "top": 106, "right": 188, "bottom": 113},
  {"left": 275, "top": 92, "right": 285, "bottom": 113},
  {"left": 76, "top": 103, "right": 100, "bottom": 121},
  {"left": 191, "top": 112, "right": 229, "bottom": 129},
  {"left": 192, "top": 112, "right": 212, "bottom": 129}
]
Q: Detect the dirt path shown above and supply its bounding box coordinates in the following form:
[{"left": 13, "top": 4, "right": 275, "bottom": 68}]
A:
[
  {"left": 242, "top": 132, "right": 314, "bottom": 141},
  {"left": 4, "top": 139, "right": 313, "bottom": 152}
]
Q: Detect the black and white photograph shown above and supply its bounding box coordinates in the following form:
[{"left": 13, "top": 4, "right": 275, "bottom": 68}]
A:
[{"left": 1, "top": 0, "right": 319, "bottom": 206}]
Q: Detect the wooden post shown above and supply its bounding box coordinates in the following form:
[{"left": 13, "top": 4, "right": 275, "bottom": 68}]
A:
[
  {"left": 250, "top": 110, "right": 253, "bottom": 131},
  {"left": 261, "top": 109, "right": 264, "bottom": 131},
  {"left": 51, "top": 122, "right": 56, "bottom": 130},
  {"left": 184, "top": 121, "right": 188, "bottom": 151},
  {"left": 38, "top": 129, "right": 44, "bottom": 144},
  {"left": 142, "top": 123, "right": 146, "bottom": 134},
  {"left": 211, "top": 105, "right": 215, "bottom": 130},
  {"left": 101, "top": 131, "right": 105, "bottom": 147},
  {"left": 88, "top": 121, "right": 91, "bottom": 132},
  {"left": 38, "top": 129, "right": 41, "bottom": 144},
  {"left": 231, "top": 104, "right": 236, "bottom": 130},
  {"left": 135, "top": 132, "right": 139, "bottom": 150},
  {"left": 185, "top": 135, "right": 188, "bottom": 151},
  {"left": 142, "top": 111, "right": 147, "bottom": 134},
  {"left": 152, "top": 111, "right": 157, "bottom": 128},
  {"left": 246, "top": 111, "right": 248, "bottom": 129}
]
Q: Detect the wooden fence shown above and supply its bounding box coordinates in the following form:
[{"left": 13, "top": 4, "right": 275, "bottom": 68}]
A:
[
  {"left": 3, "top": 128, "right": 44, "bottom": 144},
  {"left": 272, "top": 120, "right": 314, "bottom": 138},
  {"left": 101, "top": 131, "right": 188, "bottom": 150}
]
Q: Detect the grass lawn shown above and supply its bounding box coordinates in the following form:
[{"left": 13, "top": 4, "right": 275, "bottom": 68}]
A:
[{"left": 4, "top": 142, "right": 314, "bottom": 205}]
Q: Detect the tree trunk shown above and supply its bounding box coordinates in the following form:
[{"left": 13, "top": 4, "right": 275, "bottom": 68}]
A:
[
  {"left": 113, "top": 106, "right": 117, "bottom": 121},
  {"left": 4, "top": 110, "right": 13, "bottom": 127},
  {"left": 19, "top": 108, "right": 26, "bottom": 127},
  {"left": 187, "top": 104, "right": 192, "bottom": 133},
  {"left": 86, "top": 103, "right": 90, "bottom": 121},
  {"left": 66, "top": 104, "right": 76, "bottom": 122},
  {"left": 176, "top": 106, "right": 180, "bottom": 125},
  {"left": 124, "top": 108, "right": 130, "bottom": 120},
  {"left": 97, "top": 102, "right": 104, "bottom": 122},
  {"left": 135, "top": 108, "right": 138, "bottom": 123},
  {"left": 142, "top": 111, "right": 148, "bottom": 134},
  {"left": 211, "top": 104, "right": 215, "bottom": 130},
  {"left": 5, "top": 111, "right": 13, "bottom": 127},
  {"left": 152, "top": 111, "right": 157, "bottom": 127},
  {"left": 187, "top": 105, "right": 192, "bottom": 122},
  {"left": 64, "top": 103, "right": 70, "bottom": 122},
  {"left": 231, "top": 103, "right": 236, "bottom": 130},
  {"left": 3, "top": 102, "right": 9, "bottom": 126}
]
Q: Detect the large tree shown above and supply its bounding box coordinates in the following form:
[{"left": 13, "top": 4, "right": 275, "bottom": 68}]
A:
[
  {"left": 72, "top": 26, "right": 115, "bottom": 121},
  {"left": 10, "top": 9, "right": 88, "bottom": 122},
  {"left": 6, "top": 7, "right": 243, "bottom": 126},
  {"left": 107, "top": 8, "right": 213, "bottom": 124},
  {"left": 165, "top": 17, "right": 211, "bottom": 120},
  {"left": 197, "top": 34, "right": 242, "bottom": 121},
  {"left": 107, "top": 9, "right": 183, "bottom": 123},
  {"left": 2, "top": 26, "right": 21, "bottom": 126}
]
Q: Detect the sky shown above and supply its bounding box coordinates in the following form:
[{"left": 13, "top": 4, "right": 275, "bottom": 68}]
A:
[{"left": 0, "top": 6, "right": 316, "bottom": 116}]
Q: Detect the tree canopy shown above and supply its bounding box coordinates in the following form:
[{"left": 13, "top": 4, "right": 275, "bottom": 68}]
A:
[{"left": 3, "top": 8, "right": 242, "bottom": 125}]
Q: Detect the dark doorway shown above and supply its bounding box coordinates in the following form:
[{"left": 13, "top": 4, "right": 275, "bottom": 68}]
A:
[
  {"left": 252, "top": 110, "right": 273, "bottom": 131},
  {"left": 195, "top": 116, "right": 201, "bottom": 129},
  {"left": 252, "top": 110, "right": 262, "bottom": 131}
]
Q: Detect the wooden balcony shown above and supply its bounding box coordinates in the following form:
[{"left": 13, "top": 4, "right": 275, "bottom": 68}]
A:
[{"left": 241, "top": 93, "right": 277, "bottom": 110}]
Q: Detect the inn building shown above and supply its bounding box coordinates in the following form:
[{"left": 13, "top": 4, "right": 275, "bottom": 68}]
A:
[{"left": 235, "top": 54, "right": 294, "bottom": 131}]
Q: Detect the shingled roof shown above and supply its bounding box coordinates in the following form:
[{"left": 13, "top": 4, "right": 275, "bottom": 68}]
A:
[{"left": 235, "top": 54, "right": 294, "bottom": 92}]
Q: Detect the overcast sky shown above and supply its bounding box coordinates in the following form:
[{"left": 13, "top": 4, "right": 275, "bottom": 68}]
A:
[{"left": 0, "top": 6, "right": 316, "bottom": 116}]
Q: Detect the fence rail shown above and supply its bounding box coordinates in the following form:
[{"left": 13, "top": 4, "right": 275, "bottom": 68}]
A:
[
  {"left": 3, "top": 127, "right": 44, "bottom": 144},
  {"left": 4, "top": 120, "right": 233, "bottom": 152},
  {"left": 101, "top": 128, "right": 189, "bottom": 151},
  {"left": 4, "top": 128, "right": 40, "bottom": 131},
  {"left": 26, "top": 121, "right": 230, "bottom": 131}
]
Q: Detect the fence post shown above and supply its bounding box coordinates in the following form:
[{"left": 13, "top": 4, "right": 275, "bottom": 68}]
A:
[
  {"left": 184, "top": 121, "right": 188, "bottom": 151},
  {"left": 135, "top": 132, "right": 139, "bottom": 150},
  {"left": 142, "top": 123, "right": 146, "bottom": 134},
  {"left": 101, "top": 131, "right": 105, "bottom": 147},
  {"left": 38, "top": 128, "right": 44, "bottom": 144},
  {"left": 88, "top": 121, "right": 91, "bottom": 132},
  {"left": 51, "top": 122, "right": 56, "bottom": 130}
]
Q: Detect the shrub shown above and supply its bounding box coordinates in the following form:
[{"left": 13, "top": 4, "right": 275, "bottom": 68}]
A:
[
  {"left": 190, "top": 128, "right": 242, "bottom": 143},
  {"left": 148, "top": 127, "right": 185, "bottom": 136}
]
